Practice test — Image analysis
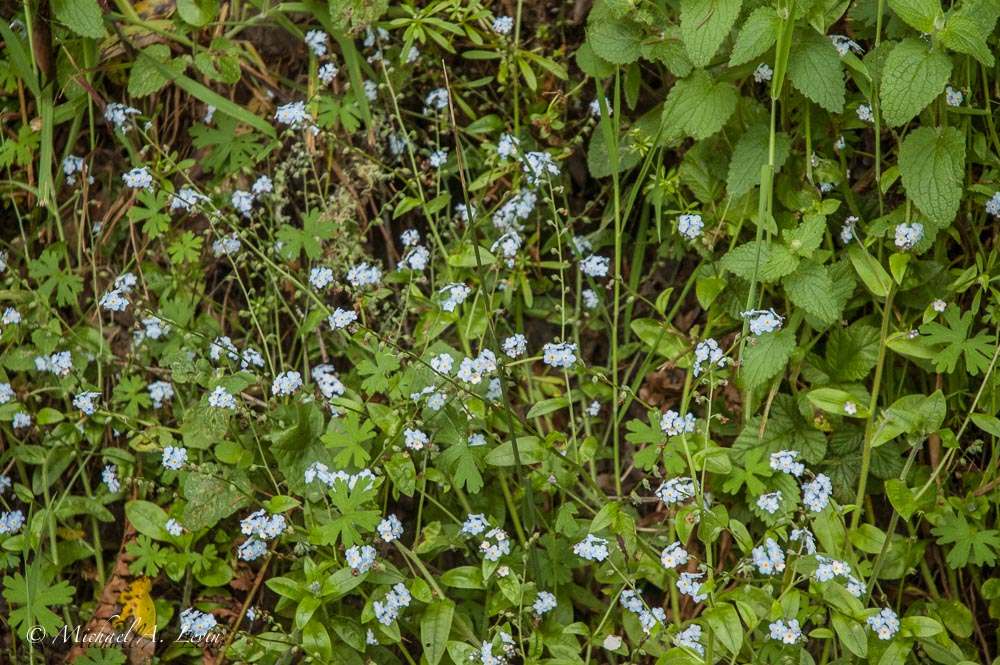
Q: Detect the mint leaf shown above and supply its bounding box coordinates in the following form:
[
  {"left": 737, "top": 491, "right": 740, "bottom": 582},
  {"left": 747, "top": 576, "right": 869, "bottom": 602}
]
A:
[
  {"left": 587, "top": 3, "right": 643, "bottom": 65},
  {"left": 129, "top": 44, "right": 186, "bottom": 98},
  {"left": 727, "top": 125, "right": 791, "bottom": 199},
  {"left": 177, "top": 0, "right": 219, "bottom": 27},
  {"left": 740, "top": 328, "right": 795, "bottom": 390},
  {"left": 899, "top": 126, "right": 965, "bottom": 228},
  {"left": 662, "top": 69, "right": 738, "bottom": 140},
  {"left": 940, "top": 15, "right": 994, "bottom": 66},
  {"left": 787, "top": 29, "right": 845, "bottom": 112},
  {"left": 784, "top": 260, "right": 840, "bottom": 326},
  {"left": 640, "top": 26, "right": 693, "bottom": 77},
  {"left": 759, "top": 245, "right": 800, "bottom": 283},
  {"left": 730, "top": 6, "right": 780, "bottom": 66},
  {"left": 681, "top": 0, "right": 743, "bottom": 68},
  {"left": 825, "top": 324, "right": 880, "bottom": 381},
  {"left": 783, "top": 213, "right": 826, "bottom": 258},
  {"left": 880, "top": 39, "right": 951, "bottom": 127},
  {"left": 719, "top": 240, "right": 769, "bottom": 281},
  {"left": 52, "top": 0, "right": 104, "bottom": 38},
  {"left": 887, "top": 0, "right": 942, "bottom": 33}
]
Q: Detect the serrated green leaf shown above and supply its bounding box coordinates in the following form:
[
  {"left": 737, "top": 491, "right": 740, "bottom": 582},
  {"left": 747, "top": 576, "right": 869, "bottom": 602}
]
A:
[
  {"left": 730, "top": 7, "right": 780, "bottom": 66},
  {"left": 740, "top": 328, "right": 795, "bottom": 390},
  {"left": 681, "top": 0, "right": 743, "bottom": 68},
  {"left": 640, "top": 27, "right": 693, "bottom": 77},
  {"left": 587, "top": 12, "right": 643, "bottom": 65},
  {"left": 727, "top": 125, "right": 791, "bottom": 199},
  {"left": 787, "top": 29, "right": 845, "bottom": 112},
  {"left": 784, "top": 260, "right": 841, "bottom": 325},
  {"left": 784, "top": 213, "right": 826, "bottom": 257},
  {"left": 52, "top": 0, "right": 104, "bottom": 38},
  {"left": 663, "top": 69, "right": 738, "bottom": 140},
  {"left": 899, "top": 125, "right": 964, "bottom": 228},
  {"left": 918, "top": 306, "right": 996, "bottom": 374},
  {"left": 826, "top": 324, "right": 880, "bottom": 381},
  {"left": 759, "top": 245, "right": 800, "bottom": 282},
  {"left": 880, "top": 39, "right": 951, "bottom": 127},
  {"left": 940, "top": 15, "right": 994, "bottom": 66},
  {"left": 719, "top": 241, "right": 768, "bottom": 281},
  {"left": 931, "top": 511, "right": 1000, "bottom": 568},
  {"left": 887, "top": 0, "right": 942, "bottom": 32},
  {"left": 129, "top": 44, "right": 186, "bottom": 98}
]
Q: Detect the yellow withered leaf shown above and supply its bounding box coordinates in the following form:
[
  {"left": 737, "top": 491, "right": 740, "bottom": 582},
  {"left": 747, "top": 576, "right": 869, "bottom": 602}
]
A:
[{"left": 116, "top": 577, "right": 157, "bottom": 639}]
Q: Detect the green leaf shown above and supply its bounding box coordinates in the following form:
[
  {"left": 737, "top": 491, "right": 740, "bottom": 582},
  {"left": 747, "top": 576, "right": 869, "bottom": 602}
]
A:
[
  {"left": 321, "top": 410, "right": 375, "bottom": 469},
  {"left": 704, "top": 603, "right": 743, "bottom": 655},
  {"left": 52, "top": 0, "right": 104, "bottom": 38},
  {"left": 27, "top": 243, "right": 84, "bottom": 308},
  {"left": 885, "top": 479, "right": 918, "bottom": 520},
  {"left": 129, "top": 44, "right": 186, "bottom": 98},
  {"left": 630, "top": 318, "right": 689, "bottom": 360},
  {"left": 181, "top": 464, "right": 252, "bottom": 530},
  {"left": 439, "top": 440, "right": 484, "bottom": 494},
  {"left": 681, "top": 0, "right": 743, "bottom": 68},
  {"left": 759, "top": 245, "right": 800, "bottom": 282},
  {"left": 899, "top": 126, "right": 964, "bottom": 228},
  {"left": 527, "top": 397, "right": 569, "bottom": 419},
  {"left": 825, "top": 324, "right": 881, "bottom": 381},
  {"left": 846, "top": 243, "right": 891, "bottom": 297},
  {"left": 663, "top": 69, "right": 738, "bottom": 140},
  {"left": 740, "top": 328, "right": 796, "bottom": 390},
  {"left": 918, "top": 307, "right": 996, "bottom": 375},
  {"left": 357, "top": 350, "right": 400, "bottom": 394},
  {"left": 784, "top": 260, "right": 841, "bottom": 326},
  {"left": 787, "top": 29, "right": 845, "bottom": 112},
  {"left": 807, "top": 388, "right": 870, "bottom": 418},
  {"left": 783, "top": 213, "right": 826, "bottom": 257},
  {"left": 833, "top": 612, "right": 869, "bottom": 658},
  {"left": 940, "top": 15, "right": 994, "bottom": 66},
  {"left": 880, "top": 39, "right": 951, "bottom": 127},
  {"left": 640, "top": 26, "right": 693, "bottom": 77},
  {"left": 485, "top": 437, "right": 546, "bottom": 466},
  {"left": 871, "top": 392, "right": 947, "bottom": 447},
  {"left": 931, "top": 511, "right": 1000, "bottom": 568},
  {"left": 316, "top": 479, "right": 382, "bottom": 548},
  {"left": 730, "top": 7, "right": 780, "bottom": 66},
  {"left": 421, "top": 600, "right": 455, "bottom": 665},
  {"left": 888, "top": 0, "right": 942, "bottom": 32},
  {"left": 719, "top": 240, "right": 768, "bottom": 280},
  {"left": 125, "top": 500, "right": 170, "bottom": 540},
  {"left": 176, "top": 0, "right": 219, "bottom": 27},
  {"left": 587, "top": 2, "right": 644, "bottom": 64},
  {"left": 727, "top": 125, "right": 791, "bottom": 199},
  {"left": 3, "top": 571, "right": 76, "bottom": 636},
  {"left": 330, "top": 0, "right": 388, "bottom": 32}
]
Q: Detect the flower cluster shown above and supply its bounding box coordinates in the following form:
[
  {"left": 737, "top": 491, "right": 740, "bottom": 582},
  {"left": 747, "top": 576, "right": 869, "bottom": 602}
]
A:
[
  {"left": 532, "top": 591, "right": 557, "bottom": 615},
  {"left": 770, "top": 450, "right": 804, "bottom": 477},
  {"left": 752, "top": 537, "right": 786, "bottom": 575},
  {"left": 105, "top": 102, "right": 140, "bottom": 132},
  {"left": 179, "top": 608, "right": 217, "bottom": 639},
  {"left": 620, "top": 590, "right": 666, "bottom": 634},
  {"left": 208, "top": 386, "right": 237, "bottom": 410},
  {"left": 502, "top": 334, "right": 527, "bottom": 358},
  {"left": 238, "top": 510, "right": 286, "bottom": 561},
  {"left": 345, "top": 544, "right": 377, "bottom": 573},
  {"left": 73, "top": 391, "right": 100, "bottom": 416},
  {"left": 753, "top": 63, "right": 773, "bottom": 82},
  {"left": 573, "top": 534, "right": 609, "bottom": 562},
  {"left": 304, "top": 463, "right": 376, "bottom": 490},
  {"left": 521, "top": 151, "right": 560, "bottom": 186},
  {"left": 541, "top": 341, "right": 577, "bottom": 369},
  {"left": 580, "top": 254, "right": 609, "bottom": 278},
  {"left": 660, "top": 410, "right": 696, "bottom": 436},
  {"left": 867, "top": 607, "right": 900, "bottom": 640},
  {"left": 655, "top": 477, "right": 697, "bottom": 505},
  {"left": 272, "top": 371, "right": 303, "bottom": 396},
  {"left": 677, "top": 213, "right": 704, "bottom": 240},
  {"left": 986, "top": 192, "right": 1000, "bottom": 216},
  {"left": 841, "top": 215, "right": 858, "bottom": 244},
  {"left": 945, "top": 85, "right": 963, "bottom": 107},
  {"left": 147, "top": 381, "right": 175, "bottom": 408},
  {"left": 693, "top": 338, "right": 726, "bottom": 376},
  {"left": 742, "top": 308, "right": 783, "bottom": 335},
  {"left": 440, "top": 282, "right": 472, "bottom": 311},
  {"left": 102, "top": 465, "right": 120, "bottom": 493},
  {"left": 162, "top": 445, "right": 187, "bottom": 470},
  {"left": 757, "top": 491, "right": 782, "bottom": 515},
  {"left": 457, "top": 349, "right": 497, "bottom": 384},
  {"left": 377, "top": 514, "right": 404, "bottom": 542},
  {"left": 35, "top": 351, "right": 73, "bottom": 377},
  {"left": 676, "top": 571, "right": 707, "bottom": 603},
  {"left": 0, "top": 510, "right": 24, "bottom": 535},
  {"left": 304, "top": 29, "right": 328, "bottom": 56},
  {"left": 347, "top": 261, "right": 383, "bottom": 288},
  {"left": 374, "top": 583, "right": 412, "bottom": 625},
  {"left": 480, "top": 527, "right": 512, "bottom": 561},
  {"left": 328, "top": 307, "right": 358, "bottom": 329},
  {"left": 894, "top": 222, "right": 924, "bottom": 250},
  {"left": 802, "top": 474, "right": 832, "bottom": 512},
  {"left": 670, "top": 623, "right": 703, "bottom": 654},
  {"left": 660, "top": 541, "right": 689, "bottom": 569},
  {"left": 166, "top": 519, "right": 183, "bottom": 536},
  {"left": 830, "top": 34, "right": 863, "bottom": 56},
  {"left": 310, "top": 267, "right": 335, "bottom": 289},
  {"left": 313, "top": 364, "right": 346, "bottom": 400},
  {"left": 769, "top": 619, "right": 803, "bottom": 644}
]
